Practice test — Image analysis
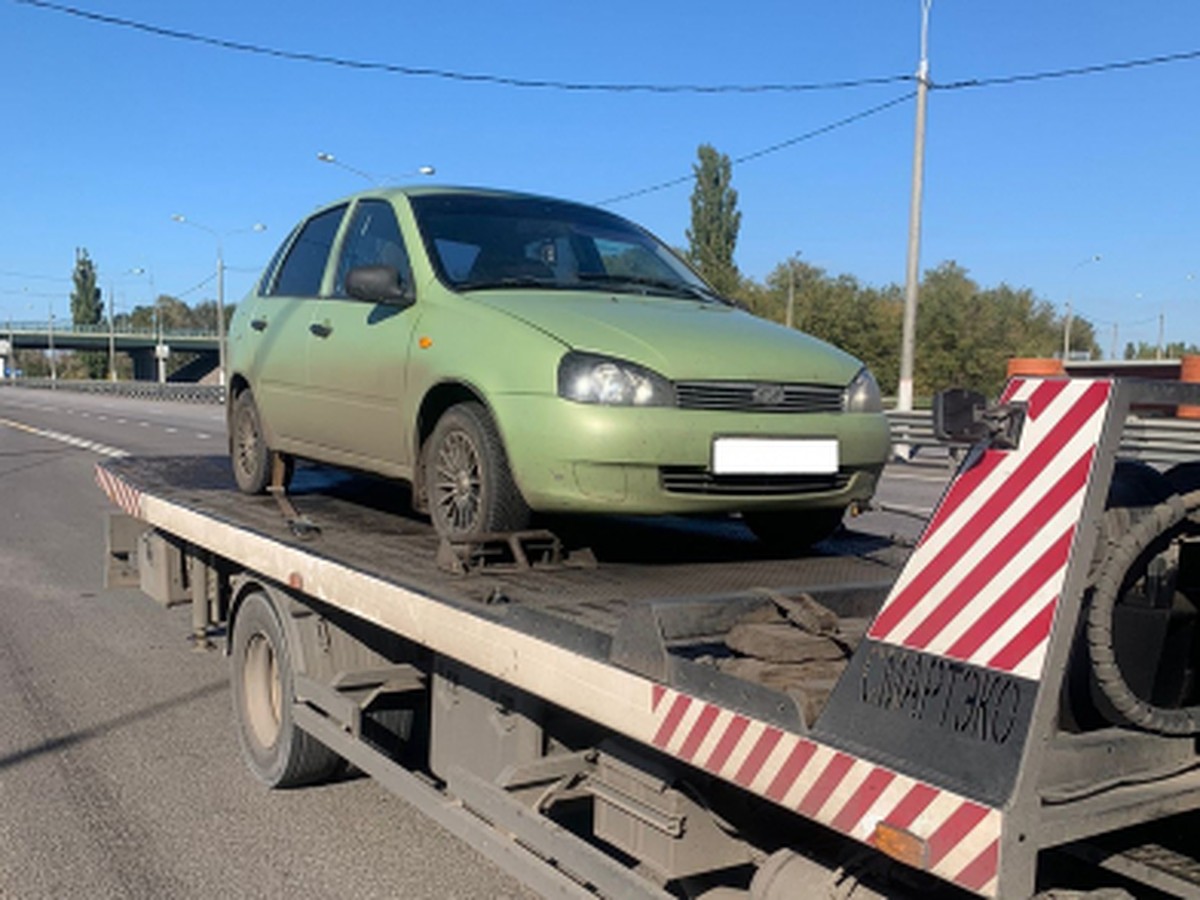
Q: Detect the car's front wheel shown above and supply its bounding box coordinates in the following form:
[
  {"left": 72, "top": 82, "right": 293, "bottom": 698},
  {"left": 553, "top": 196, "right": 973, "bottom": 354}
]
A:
[
  {"left": 425, "top": 402, "right": 530, "bottom": 539},
  {"left": 744, "top": 507, "right": 845, "bottom": 554}
]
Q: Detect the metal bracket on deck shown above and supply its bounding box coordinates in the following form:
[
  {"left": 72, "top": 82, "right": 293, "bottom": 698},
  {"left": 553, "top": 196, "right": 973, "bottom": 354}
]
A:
[
  {"left": 436, "top": 530, "right": 596, "bottom": 575},
  {"left": 267, "top": 453, "right": 320, "bottom": 540},
  {"left": 294, "top": 664, "right": 424, "bottom": 739}
]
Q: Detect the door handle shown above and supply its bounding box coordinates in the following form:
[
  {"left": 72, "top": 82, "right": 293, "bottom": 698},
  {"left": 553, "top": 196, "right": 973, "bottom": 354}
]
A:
[
  {"left": 250, "top": 318, "right": 268, "bottom": 332},
  {"left": 309, "top": 321, "right": 333, "bottom": 338}
]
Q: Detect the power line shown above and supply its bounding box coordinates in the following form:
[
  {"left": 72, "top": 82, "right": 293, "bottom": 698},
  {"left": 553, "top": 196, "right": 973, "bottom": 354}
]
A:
[
  {"left": 18, "top": 0, "right": 1200, "bottom": 97},
  {"left": 14, "top": 0, "right": 912, "bottom": 95},
  {"left": 0, "top": 270, "right": 71, "bottom": 282},
  {"left": 172, "top": 272, "right": 217, "bottom": 299},
  {"left": 935, "top": 48, "right": 1200, "bottom": 91},
  {"left": 598, "top": 92, "right": 915, "bottom": 205}
]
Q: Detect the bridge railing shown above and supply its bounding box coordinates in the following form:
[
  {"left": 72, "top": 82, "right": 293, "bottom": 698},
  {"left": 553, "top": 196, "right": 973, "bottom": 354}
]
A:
[
  {"left": 1, "top": 378, "right": 224, "bottom": 404},
  {"left": 4, "top": 321, "right": 218, "bottom": 338}
]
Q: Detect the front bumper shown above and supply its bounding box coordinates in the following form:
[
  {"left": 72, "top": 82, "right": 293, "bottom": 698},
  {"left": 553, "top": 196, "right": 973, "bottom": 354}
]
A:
[{"left": 491, "top": 394, "right": 890, "bottom": 515}]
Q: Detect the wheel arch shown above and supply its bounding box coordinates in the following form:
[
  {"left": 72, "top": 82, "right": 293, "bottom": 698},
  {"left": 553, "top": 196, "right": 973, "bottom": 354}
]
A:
[
  {"left": 226, "top": 576, "right": 311, "bottom": 678},
  {"left": 411, "top": 379, "right": 496, "bottom": 513}
]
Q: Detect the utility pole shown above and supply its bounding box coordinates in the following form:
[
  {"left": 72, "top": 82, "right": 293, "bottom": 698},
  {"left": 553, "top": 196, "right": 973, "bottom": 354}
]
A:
[
  {"left": 48, "top": 305, "right": 56, "bottom": 382},
  {"left": 786, "top": 259, "right": 795, "bottom": 329},
  {"left": 1157, "top": 312, "right": 1164, "bottom": 360},
  {"left": 217, "top": 243, "right": 227, "bottom": 387},
  {"left": 1063, "top": 302, "right": 1072, "bottom": 359},
  {"left": 108, "top": 282, "right": 116, "bottom": 381},
  {"left": 897, "top": 0, "right": 933, "bottom": 414}
]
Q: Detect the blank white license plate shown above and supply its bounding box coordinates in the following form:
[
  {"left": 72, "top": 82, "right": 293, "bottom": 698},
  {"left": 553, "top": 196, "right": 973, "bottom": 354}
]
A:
[{"left": 711, "top": 438, "right": 839, "bottom": 475}]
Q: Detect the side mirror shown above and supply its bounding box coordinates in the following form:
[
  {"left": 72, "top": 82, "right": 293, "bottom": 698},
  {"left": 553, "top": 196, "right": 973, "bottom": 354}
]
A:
[
  {"left": 346, "top": 265, "right": 412, "bottom": 307},
  {"left": 933, "top": 388, "right": 988, "bottom": 443},
  {"left": 933, "top": 388, "right": 1025, "bottom": 450}
]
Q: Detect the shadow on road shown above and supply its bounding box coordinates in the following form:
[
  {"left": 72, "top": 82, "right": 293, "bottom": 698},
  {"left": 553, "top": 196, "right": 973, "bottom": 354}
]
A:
[{"left": 0, "top": 678, "right": 227, "bottom": 773}]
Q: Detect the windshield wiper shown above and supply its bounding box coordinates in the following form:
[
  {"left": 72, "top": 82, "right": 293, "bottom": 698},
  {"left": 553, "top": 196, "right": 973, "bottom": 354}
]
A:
[
  {"left": 575, "top": 273, "right": 730, "bottom": 304},
  {"left": 456, "top": 276, "right": 557, "bottom": 291}
]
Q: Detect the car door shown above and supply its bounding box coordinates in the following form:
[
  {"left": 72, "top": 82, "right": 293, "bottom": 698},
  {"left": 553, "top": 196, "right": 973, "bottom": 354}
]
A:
[
  {"left": 304, "top": 198, "right": 420, "bottom": 474},
  {"left": 249, "top": 204, "right": 348, "bottom": 448}
]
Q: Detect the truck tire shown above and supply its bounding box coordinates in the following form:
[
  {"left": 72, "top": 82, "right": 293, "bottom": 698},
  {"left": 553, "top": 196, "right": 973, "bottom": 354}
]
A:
[
  {"left": 230, "top": 391, "right": 272, "bottom": 495},
  {"left": 231, "top": 591, "right": 342, "bottom": 787},
  {"left": 425, "top": 402, "right": 529, "bottom": 539}
]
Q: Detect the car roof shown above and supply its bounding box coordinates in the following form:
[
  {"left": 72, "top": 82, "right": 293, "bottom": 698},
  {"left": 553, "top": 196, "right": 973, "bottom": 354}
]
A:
[{"left": 314, "top": 184, "right": 604, "bottom": 214}]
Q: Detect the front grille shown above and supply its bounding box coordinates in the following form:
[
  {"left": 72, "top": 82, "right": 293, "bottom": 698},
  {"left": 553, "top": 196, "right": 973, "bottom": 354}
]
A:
[
  {"left": 674, "top": 381, "right": 843, "bottom": 413},
  {"left": 660, "top": 467, "right": 850, "bottom": 496}
]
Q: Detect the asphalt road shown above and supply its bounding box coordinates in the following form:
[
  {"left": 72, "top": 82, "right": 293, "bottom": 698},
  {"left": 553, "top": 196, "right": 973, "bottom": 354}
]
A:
[
  {"left": 0, "top": 386, "right": 950, "bottom": 900},
  {"left": 0, "top": 387, "right": 538, "bottom": 900}
]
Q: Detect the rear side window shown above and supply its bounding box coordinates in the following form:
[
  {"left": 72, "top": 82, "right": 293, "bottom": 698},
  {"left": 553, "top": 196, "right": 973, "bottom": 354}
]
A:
[
  {"left": 271, "top": 205, "right": 346, "bottom": 297},
  {"left": 256, "top": 225, "right": 298, "bottom": 296}
]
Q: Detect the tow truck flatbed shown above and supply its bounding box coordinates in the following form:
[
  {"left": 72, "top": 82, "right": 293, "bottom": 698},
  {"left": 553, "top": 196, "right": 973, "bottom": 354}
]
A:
[{"left": 95, "top": 377, "right": 1200, "bottom": 899}]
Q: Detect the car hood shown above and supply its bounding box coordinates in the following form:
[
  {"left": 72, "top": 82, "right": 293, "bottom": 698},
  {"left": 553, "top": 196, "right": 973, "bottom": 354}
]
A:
[{"left": 473, "top": 291, "right": 863, "bottom": 384}]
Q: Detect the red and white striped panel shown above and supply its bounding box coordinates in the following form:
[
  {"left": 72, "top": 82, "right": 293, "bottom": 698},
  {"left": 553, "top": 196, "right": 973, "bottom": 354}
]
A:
[
  {"left": 650, "top": 685, "right": 1001, "bottom": 896},
  {"left": 95, "top": 464, "right": 144, "bottom": 520},
  {"left": 866, "top": 378, "right": 1112, "bottom": 680}
]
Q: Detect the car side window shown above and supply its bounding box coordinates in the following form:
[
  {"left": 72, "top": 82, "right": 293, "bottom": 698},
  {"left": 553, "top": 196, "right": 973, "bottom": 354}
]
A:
[
  {"left": 271, "top": 205, "right": 347, "bottom": 297},
  {"left": 256, "top": 225, "right": 299, "bottom": 296},
  {"left": 333, "top": 200, "right": 413, "bottom": 298}
]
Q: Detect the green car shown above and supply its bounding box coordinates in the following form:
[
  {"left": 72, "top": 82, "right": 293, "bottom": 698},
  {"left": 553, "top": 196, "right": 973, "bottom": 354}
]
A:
[{"left": 227, "top": 187, "right": 889, "bottom": 549}]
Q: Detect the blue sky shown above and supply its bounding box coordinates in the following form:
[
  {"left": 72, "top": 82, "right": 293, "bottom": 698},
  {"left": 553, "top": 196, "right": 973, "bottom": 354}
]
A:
[{"left": 2, "top": 0, "right": 1198, "bottom": 360}]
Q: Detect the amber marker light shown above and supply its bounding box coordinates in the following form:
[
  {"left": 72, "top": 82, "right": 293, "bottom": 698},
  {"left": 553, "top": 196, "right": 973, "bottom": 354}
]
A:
[
  {"left": 872, "top": 822, "right": 929, "bottom": 870},
  {"left": 419, "top": 336, "right": 434, "bottom": 350}
]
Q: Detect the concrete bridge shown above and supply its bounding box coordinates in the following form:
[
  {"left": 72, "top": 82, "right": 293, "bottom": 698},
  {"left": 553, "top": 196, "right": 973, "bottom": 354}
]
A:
[{"left": 0, "top": 321, "right": 219, "bottom": 382}]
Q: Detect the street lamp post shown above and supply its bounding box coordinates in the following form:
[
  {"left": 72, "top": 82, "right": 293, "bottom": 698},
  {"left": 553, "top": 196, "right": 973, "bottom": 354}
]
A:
[
  {"left": 897, "top": 0, "right": 933, "bottom": 415},
  {"left": 172, "top": 216, "right": 266, "bottom": 387},
  {"left": 1064, "top": 255, "right": 1102, "bottom": 360},
  {"left": 108, "top": 267, "right": 152, "bottom": 381},
  {"left": 47, "top": 304, "right": 56, "bottom": 382},
  {"left": 316, "top": 151, "right": 435, "bottom": 184}
]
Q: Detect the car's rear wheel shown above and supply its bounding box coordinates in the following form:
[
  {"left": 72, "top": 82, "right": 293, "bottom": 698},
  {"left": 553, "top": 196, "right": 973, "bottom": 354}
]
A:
[
  {"left": 744, "top": 507, "right": 845, "bottom": 554},
  {"left": 425, "top": 402, "right": 529, "bottom": 539},
  {"left": 230, "top": 391, "right": 273, "bottom": 494}
]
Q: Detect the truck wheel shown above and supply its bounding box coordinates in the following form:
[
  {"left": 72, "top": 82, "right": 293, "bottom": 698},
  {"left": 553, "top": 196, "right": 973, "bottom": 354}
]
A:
[
  {"left": 231, "top": 591, "right": 341, "bottom": 787},
  {"left": 230, "top": 391, "right": 272, "bottom": 494},
  {"left": 425, "top": 402, "right": 529, "bottom": 539},
  {"left": 744, "top": 507, "right": 845, "bottom": 554}
]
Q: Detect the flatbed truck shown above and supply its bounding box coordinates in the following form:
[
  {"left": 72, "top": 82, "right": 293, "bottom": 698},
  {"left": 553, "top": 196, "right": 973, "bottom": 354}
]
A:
[{"left": 97, "top": 378, "right": 1200, "bottom": 898}]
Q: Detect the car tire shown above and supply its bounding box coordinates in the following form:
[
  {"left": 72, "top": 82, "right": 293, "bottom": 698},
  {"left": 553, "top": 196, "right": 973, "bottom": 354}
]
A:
[
  {"left": 231, "top": 591, "right": 342, "bottom": 787},
  {"left": 230, "top": 391, "right": 274, "bottom": 494},
  {"left": 425, "top": 402, "right": 530, "bottom": 539},
  {"left": 744, "top": 507, "right": 845, "bottom": 554}
]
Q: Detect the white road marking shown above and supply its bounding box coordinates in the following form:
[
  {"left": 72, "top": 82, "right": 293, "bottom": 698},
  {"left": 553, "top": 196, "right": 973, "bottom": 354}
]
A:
[
  {"left": 196, "top": 433, "right": 211, "bottom": 440},
  {"left": 0, "top": 416, "right": 129, "bottom": 458},
  {"left": 165, "top": 427, "right": 178, "bottom": 434}
]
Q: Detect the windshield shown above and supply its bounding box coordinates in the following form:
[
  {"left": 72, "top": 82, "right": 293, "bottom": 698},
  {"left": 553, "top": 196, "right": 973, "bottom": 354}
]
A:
[{"left": 410, "top": 194, "right": 720, "bottom": 301}]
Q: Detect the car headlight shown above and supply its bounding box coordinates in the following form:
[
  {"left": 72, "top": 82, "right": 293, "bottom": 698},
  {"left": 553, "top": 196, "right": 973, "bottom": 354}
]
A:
[
  {"left": 557, "top": 352, "right": 675, "bottom": 407},
  {"left": 844, "top": 367, "right": 883, "bottom": 413}
]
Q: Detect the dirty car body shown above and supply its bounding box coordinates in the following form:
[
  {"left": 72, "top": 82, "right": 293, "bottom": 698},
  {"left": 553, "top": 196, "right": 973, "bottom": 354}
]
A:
[{"left": 227, "top": 187, "right": 889, "bottom": 547}]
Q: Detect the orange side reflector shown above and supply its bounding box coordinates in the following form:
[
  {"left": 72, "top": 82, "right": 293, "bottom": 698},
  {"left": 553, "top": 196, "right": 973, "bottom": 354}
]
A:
[
  {"left": 418, "top": 336, "right": 433, "bottom": 350},
  {"left": 872, "top": 823, "right": 929, "bottom": 870}
]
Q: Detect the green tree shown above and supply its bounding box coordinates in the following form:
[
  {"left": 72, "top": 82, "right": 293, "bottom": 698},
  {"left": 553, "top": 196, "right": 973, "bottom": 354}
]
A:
[
  {"left": 1124, "top": 341, "right": 1200, "bottom": 360},
  {"left": 685, "top": 144, "right": 741, "bottom": 297},
  {"left": 70, "top": 248, "right": 103, "bottom": 326},
  {"left": 70, "top": 247, "right": 107, "bottom": 378},
  {"left": 744, "top": 257, "right": 1103, "bottom": 399}
]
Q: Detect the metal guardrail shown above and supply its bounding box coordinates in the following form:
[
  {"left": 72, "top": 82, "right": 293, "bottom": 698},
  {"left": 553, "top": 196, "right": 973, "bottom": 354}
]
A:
[
  {"left": 887, "top": 409, "right": 1200, "bottom": 468},
  {"left": 3, "top": 382, "right": 1200, "bottom": 467},
  {"left": 1, "top": 378, "right": 224, "bottom": 404}
]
